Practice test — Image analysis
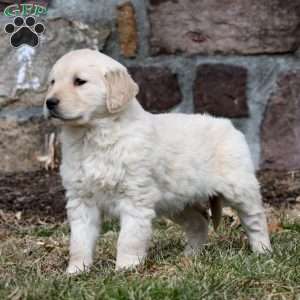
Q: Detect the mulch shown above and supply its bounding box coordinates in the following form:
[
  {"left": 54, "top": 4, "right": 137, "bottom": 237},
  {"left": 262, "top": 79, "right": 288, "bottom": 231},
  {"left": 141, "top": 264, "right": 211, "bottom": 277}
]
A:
[{"left": 0, "top": 169, "right": 299, "bottom": 224}]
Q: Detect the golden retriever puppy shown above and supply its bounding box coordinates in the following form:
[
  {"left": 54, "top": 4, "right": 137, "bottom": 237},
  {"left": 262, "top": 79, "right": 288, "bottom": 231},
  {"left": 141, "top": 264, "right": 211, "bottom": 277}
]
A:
[{"left": 44, "top": 49, "right": 271, "bottom": 274}]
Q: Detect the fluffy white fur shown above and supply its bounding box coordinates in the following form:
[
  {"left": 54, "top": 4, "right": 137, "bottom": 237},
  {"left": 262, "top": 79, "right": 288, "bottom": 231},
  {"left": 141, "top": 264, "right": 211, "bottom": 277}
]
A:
[{"left": 44, "top": 49, "right": 272, "bottom": 274}]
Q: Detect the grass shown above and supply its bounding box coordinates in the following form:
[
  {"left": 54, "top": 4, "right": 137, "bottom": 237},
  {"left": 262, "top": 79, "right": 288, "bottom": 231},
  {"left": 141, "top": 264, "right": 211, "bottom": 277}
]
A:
[{"left": 1, "top": 217, "right": 299, "bottom": 300}]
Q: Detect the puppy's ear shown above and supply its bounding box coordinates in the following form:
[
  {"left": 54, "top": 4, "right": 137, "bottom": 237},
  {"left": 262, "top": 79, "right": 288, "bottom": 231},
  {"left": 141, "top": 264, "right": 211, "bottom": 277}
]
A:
[{"left": 105, "top": 69, "right": 139, "bottom": 113}]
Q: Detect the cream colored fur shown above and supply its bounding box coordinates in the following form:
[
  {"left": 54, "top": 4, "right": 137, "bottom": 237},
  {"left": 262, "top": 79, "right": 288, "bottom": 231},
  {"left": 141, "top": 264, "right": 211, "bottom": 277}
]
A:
[
  {"left": 44, "top": 49, "right": 272, "bottom": 274},
  {"left": 105, "top": 70, "right": 139, "bottom": 113}
]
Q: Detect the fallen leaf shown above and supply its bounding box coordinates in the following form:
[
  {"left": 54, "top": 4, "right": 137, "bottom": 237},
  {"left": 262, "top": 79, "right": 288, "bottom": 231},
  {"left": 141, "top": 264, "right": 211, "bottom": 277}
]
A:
[
  {"left": 15, "top": 211, "right": 22, "bottom": 220},
  {"left": 268, "top": 222, "right": 283, "bottom": 233}
]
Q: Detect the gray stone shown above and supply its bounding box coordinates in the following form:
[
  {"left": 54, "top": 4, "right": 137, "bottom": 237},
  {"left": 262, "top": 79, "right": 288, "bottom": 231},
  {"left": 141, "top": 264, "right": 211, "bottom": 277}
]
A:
[
  {"left": 149, "top": 0, "right": 300, "bottom": 55},
  {"left": 48, "top": 0, "right": 121, "bottom": 23},
  {"left": 261, "top": 71, "right": 300, "bottom": 170}
]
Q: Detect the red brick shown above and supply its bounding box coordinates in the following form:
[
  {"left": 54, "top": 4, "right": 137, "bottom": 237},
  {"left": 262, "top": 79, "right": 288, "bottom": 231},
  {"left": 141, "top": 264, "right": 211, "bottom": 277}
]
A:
[
  {"left": 129, "top": 66, "right": 182, "bottom": 113},
  {"left": 149, "top": 0, "right": 300, "bottom": 55},
  {"left": 261, "top": 71, "right": 300, "bottom": 170},
  {"left": 193, "top": 64, "right": 249, "bottom": 118}
]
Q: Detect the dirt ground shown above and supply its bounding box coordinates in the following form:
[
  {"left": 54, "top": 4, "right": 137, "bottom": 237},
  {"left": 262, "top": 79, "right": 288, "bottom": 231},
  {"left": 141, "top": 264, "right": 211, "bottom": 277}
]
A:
[
  {"left": 0, "top": 169, "right": 299, "bottom": 225},
  {"left": 0, "top": 170, "right": 65, "bottom": 224}
]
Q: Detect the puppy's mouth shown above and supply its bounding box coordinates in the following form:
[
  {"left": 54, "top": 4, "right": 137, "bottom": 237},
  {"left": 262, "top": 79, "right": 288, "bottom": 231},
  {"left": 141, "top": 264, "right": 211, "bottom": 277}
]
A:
[{"left": 49, "top": 110, "right": 82, "bottom": 122}]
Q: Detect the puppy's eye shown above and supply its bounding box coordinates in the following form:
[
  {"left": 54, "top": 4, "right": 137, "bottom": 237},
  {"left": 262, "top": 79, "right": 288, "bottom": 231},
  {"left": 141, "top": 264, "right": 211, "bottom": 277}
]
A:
[
  {"left": 74, "top": 78, "right": 87, "bottom": 86},
  {"left": 50, "top": 79, "right": 55, "bottom": 85}
]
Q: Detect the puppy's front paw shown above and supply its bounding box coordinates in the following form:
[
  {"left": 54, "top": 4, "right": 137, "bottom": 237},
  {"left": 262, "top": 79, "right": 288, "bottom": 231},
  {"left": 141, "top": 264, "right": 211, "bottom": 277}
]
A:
[
  {"left": 66, "top": 261, "right": 90, "bottom": 275},
  {"left": 184, "top": 245, "right": 201, "bottom": 257},
  {"left": 251, "top": 240, "right": 273, "bottom": 254},
  {"left": 115, "top": 254, "right": 143, "bottom": 271}
]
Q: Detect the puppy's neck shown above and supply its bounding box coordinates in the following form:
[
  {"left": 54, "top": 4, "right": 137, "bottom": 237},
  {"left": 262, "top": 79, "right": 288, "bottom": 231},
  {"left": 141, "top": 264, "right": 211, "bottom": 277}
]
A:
[{"left": 61, "top": 99, "right": 147, "bottom": 147}]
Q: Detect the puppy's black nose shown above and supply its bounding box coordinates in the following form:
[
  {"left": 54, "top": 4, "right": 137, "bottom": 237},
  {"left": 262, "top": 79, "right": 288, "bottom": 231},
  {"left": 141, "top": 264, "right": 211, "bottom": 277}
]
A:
[{"left": 46, "top": 97, "right": 60, "bottom": 110}]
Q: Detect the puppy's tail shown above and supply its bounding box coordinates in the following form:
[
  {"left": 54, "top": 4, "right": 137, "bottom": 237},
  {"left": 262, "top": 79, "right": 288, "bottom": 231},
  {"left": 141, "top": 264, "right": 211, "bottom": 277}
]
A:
[{"left": 209, "top": 196, "right": 223, "bottom": 230}]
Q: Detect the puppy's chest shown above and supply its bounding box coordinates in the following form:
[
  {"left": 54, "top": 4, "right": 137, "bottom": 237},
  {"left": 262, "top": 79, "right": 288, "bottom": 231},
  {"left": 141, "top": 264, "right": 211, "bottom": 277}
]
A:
[{"left": 61, "top": 142, "right": 126, "bottom": 199}]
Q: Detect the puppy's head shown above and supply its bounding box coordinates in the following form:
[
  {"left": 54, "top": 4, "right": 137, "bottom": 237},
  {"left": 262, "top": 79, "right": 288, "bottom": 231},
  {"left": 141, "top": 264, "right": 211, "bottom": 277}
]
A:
[{"left": 44, "top": 49, "right": 139, "bottom": 125}]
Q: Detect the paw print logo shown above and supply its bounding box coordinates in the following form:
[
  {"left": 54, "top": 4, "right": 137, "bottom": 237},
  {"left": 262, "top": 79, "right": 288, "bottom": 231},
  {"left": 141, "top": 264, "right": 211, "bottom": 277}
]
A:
[{"left": 4, "top": 16, "right": 45, "bottom": 48}]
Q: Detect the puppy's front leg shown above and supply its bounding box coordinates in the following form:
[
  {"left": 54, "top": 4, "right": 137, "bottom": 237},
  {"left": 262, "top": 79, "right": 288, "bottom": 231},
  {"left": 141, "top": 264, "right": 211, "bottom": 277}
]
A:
[
  {"left": 66, "top": 200, "right": 100, "bottom": 274},
  {"left": 116, "top": 210, "right": 153, "bottom": 270}
]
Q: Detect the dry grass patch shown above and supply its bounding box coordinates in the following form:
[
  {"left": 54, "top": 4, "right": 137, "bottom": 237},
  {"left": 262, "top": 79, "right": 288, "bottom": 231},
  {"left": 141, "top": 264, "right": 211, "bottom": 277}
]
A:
[{"left": 1, "top": 216, "right": 299, "bottom": 300}]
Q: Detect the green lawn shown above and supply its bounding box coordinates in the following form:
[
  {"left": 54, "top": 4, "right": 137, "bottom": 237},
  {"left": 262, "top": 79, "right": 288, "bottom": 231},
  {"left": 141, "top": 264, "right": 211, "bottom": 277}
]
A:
[{"left": 1, "top": 218, "right": 299, "bottom": 300}]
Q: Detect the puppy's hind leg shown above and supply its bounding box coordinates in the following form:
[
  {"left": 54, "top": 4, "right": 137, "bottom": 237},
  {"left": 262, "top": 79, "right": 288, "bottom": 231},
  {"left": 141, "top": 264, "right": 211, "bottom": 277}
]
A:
[
  {"left": 171, "top": 204, "right": 209, "bottom": 256},
  {"left": 222, "top": 175, "right": 272, "bottom": 253},
  {"left": 66, "top": 199, "right": 101, "bottom": 274}
]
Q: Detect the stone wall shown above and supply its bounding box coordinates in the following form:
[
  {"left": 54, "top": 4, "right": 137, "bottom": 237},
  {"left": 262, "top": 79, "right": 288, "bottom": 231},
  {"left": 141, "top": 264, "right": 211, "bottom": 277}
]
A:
[{"left": 0, "top": 0, "right": 299, "bottom": 172}]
